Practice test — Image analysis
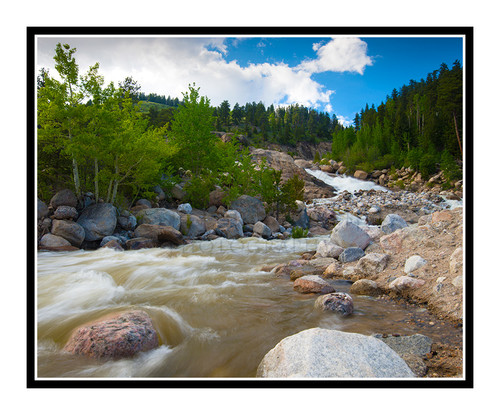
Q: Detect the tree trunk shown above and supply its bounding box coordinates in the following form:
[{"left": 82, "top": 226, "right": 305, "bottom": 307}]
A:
[
  {"left": 452, "top": 111, "right": 463, "bottom": 155},
  {"left": 111, "top": 157, "right": 119, "bottom": 204},
  {"left": 94, "top": 157, "right": 99, "bottom": 202}
]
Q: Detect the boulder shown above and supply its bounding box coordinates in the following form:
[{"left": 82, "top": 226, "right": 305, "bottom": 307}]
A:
[
  {"left": 315, "top": 240, "right": 344, "bottom": 259},
  {"left": 314, "top": 292, "right": 354, "bottom": 316},
  {"left": 373, "top": 334, "right": 433, "bottom": 357},
  {"left": 350, "top": 279, "right": 381, "bottom": 296},
  {"left": 322, "top": 260, "right": 343, "bottom": 278},
  {"left": 101, "top": 239, "right": 125, "bottom": 251},
  {"left": 339, "top": 247, "right": 365, "bottom": 263},
  {"left": 135, "top": 208, "right": 180, "bottom": 230},
  {"left": 136, "top": 199, "right": 152, "bottom": 208},
  {"left": 215, "top": 217, "right": 244, "bottom": 239},
  {"left": 63, "top": 310, "right": 159, "bottom": 360},
  {"left": 50, "top": 189, "right": 78, "bottom": 209},
  {"left": 389, "top": 276, "right": 425, "bottom": 292},
  {"left": 293, "top": 208, "right": 310, "bottom": 229},
  {"left": 320, "top": 164, "right": 334, "bottom": 173},
  {"left": 257, "top": 328, "right": 415, "bottom": 378},
  {"left": 330, "top": 220, "right": 372, "bottom": 250},
  {"left": 209, "top": 188, "right": 226, "bottom": 207},
  {"left": 180, "top": 214, "right": 207, "bottom": 238},
  {"left": 37, "top": 199, "right": 49, "bottom": 220},
  {"left": 51, "top": 219, "right": 86, "bottom": 247},
  {"left": 224, "top": 210, "right": 244, "bottom": 226},
  {"left": 39, "top": 233, "right": 72, "bottom": 249},
  {"left": 293, "top": 275, "right": 335, "bottom": 294},
  {"left": 432, "top": 210, "right": 453, "bottom": 223},
  {"left": 230, "top": 195, "right": 266, "bottom": 224},
  {"left": 381, "top": 214, "right": 408, "bottom": 234},
  {"left": 125, "top": 237, "right": 157, "bottom": 250},
  {"left": 263, "top": 216, "right": 280, "bottom": 233},
  {"left": 253, "top": 221, "right": 272, "bottom": 239},
  {"left": 354, "top": 170, "right": 369, "bottom": 180},
  {"left": 171, "top": 184, "right": 187, "bottom": 201},
  {"left": 178, "top": 203, "right": 192, "bottom": 214},
  {"left": 77, "top": 203, "right": 118, "bottom": 241},
  {"left": 54, "top": 205, "right": 79, "bottom": 221},
  {"left": 153, "top": 185, "right": 166, "bottom": 201},
  {"left": 355, "top": 253, "right": 390, "bottom": 276},
  {"left": 404, "top": 255, "right": 427, "bottom": 274},
  {"left": 134, "top": 224, "right": 184, "bottom": 245},
  {"left": 117, "top": 211, "right": 137, "bottom": 231}
]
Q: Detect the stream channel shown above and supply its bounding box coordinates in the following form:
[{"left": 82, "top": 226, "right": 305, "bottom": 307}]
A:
[{"left": 36, "top": 173, "right": 462, "bottom": 378}]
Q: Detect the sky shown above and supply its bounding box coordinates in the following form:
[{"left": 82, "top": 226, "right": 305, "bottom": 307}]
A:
[{"left": 36, "top": 35, "right": 463, "bottom": 126}]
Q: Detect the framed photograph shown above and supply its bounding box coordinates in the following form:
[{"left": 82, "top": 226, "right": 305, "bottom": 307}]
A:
[{"left": 28, "top": 27, "right": 472, "bottom": 388}]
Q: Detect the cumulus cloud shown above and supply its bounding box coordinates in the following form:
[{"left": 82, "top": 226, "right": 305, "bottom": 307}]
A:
[
  {"left": 36, "top": 36, "right": 371, "bottom": 116},
  {"left": 299, "top": 37, "right": 373, "bottom": 75}
]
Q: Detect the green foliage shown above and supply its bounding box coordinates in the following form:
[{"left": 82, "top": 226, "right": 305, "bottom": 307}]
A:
[
  {"left": 418, "top": 154, "right": 438, "bottom": 180},
  {"left": 440, "top": 150, "right": 462, "bottom": 182},
  {"left": 291, "top": 226, "right": 309, "bottom": 239}
]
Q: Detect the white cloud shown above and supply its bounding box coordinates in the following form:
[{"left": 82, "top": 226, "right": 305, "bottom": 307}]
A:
[
  {"left": 336, "top": 115, "right": 353, "bottom": 127},
  {"left": 299, "top": 37, "right": 373, "bottom": 75},
  {"left": 36, "top": 36, "right": 372, "bottom": 113}
]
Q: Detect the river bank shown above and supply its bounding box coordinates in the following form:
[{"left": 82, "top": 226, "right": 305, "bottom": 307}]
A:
[{"left": 36, "top": 150, "right": 464, "bottom": 378}]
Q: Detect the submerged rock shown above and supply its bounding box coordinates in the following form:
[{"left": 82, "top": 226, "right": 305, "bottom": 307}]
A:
[
  {"left": 257, "top": 328, "right": 415, "bottom": 378},
  {"left": 314, "top": 292, "right": 354, "bottom": 315},
  {"left": 63, "top": 310, "right": 159, "bottom": 360}
]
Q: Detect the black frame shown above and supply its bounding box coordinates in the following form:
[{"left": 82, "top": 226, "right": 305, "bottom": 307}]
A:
[{"left": 27, "top": 26, "right": 473, "bottom": 388}]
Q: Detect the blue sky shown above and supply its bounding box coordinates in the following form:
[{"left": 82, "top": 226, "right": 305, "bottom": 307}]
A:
[{"left": 37, "top": 35, "right": 463, "bottom": 125}]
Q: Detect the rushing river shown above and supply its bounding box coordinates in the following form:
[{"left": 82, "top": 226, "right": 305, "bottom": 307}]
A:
[
  {"left": 37, "top": 236, "right": 460, "bottom": 378},
  {"left": 36, "top": 172, "right": 463, "bottom": 378}
]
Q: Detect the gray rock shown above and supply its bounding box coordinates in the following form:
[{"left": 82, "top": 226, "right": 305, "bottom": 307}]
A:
[
  {"left": 180, "top": 214, "right": 206, "bottom": 238},
  {"left": 330, "top": 220, "right": 372, "bottom": 250},
  {"left": 77, "top": 203, "right": 118, "bottom": 241},
  {"left": 389, "top": 276, "right": 425, "bottom": 292},
  {"left": 117, "top": 212, "right": 137, "bottom": 231},
  {"left": 99, "top": 235, "right": 123, "bottom": 247},
  {"left": 51, "top": 219, "right": 86, "bottom": 247},
  {"left": 263, "top": 216, "right": 280, "bottom": 233},
  {"left": 404, "top": 255, "right": 427, "bottom": 274},
  {"left": 314, "top": 292, "right": 354, "bottom": 315},
  {"left": 381, "top": 214, "right": 408, "bottom": 234},
  {"left": 294, "top": 208, "right": 310, "bottom": 229},
  {"left": 135, "top": 208, "right": 180, "bottom": 230},
  {"left": 355, "top": 253, "right": 390, "bottom": 276},
  {"left": 373, "top": 334, "right": 433, "bottom": 357},
  {"left": 350, "top": 279, "right": 381, "bottom": 296},
  {"left": 215, "top": 217, "right": 244, "bottom": 239},
  {"left": 178, "top": 203, "right": 192, "bottom": 214},
  {"left": 171, "top": 184, "right": 187, "bottom": 201},
  {"left": 253, "top": 221, "right": 272, "bottom": 238},
  {"left": 39, "top": 233, "right": 72, "bottom": 249},
  {"left": 257, "top": 328, "right": 415, "bottom": 378},
  {"left": 136, "top": 199, "right": 152, "bottom": 208},
  {"left": 316, "top": 240, "right": 344, "bottom": 259},
  {"left": 339, "top": 247, "right": 365, "bottom": 263},
  {"left": 153, "top": 185, "right": 165, "bottom": 201},
  {"left": 230, "top": 195, "right": 266, "bottom": 224},
  {"left": 224, "top": 210, "right": 243, "bottom": 226},
  {"left": 38, "top": 199, "right": 49, "bottom": 220},
  {"left": 54, "top": 205, "right": 79, "bottom": 221},
  {"left": 50, "top": 189, "right": 78, "bottom": 209}
]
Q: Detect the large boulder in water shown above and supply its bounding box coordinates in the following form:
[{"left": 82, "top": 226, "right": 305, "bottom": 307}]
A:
[
  {"left": 51, "top": 219, "right": 86, "bottom": 247},
  {"left": 135, "top": 208, "right": 180, "bottom": 230},
  {"left": 77, "top": 203, "right": 118, "bottom": 241},
  {"left": 63, "top": 310, "right": 159, "bottom": 360},
  {"left": 230, "top": 195, "right": 266, "bottom": 225},
  {"left": 257, "top": 328, "right": 415, "bottom": 378}
]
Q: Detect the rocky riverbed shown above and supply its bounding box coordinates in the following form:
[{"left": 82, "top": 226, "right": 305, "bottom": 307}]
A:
[{"left": 36, "top": 148, "right": 465, "bottom": 378}]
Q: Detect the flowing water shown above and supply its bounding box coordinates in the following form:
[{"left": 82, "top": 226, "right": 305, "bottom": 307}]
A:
[{"left": 37, "top": 236, "right": 461, "bottom": 378}]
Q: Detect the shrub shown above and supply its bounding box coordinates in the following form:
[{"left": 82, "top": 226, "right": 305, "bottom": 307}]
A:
[{"left": 291, "top": 226, "right": 309, "bottom": 239}]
